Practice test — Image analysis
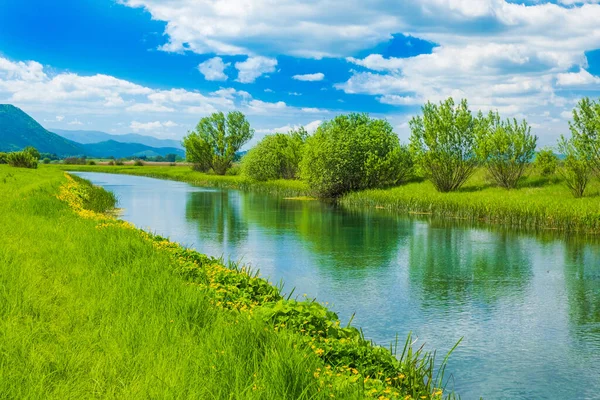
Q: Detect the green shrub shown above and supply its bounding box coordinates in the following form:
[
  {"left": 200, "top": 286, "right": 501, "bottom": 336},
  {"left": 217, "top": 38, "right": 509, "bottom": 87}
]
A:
[
  {"left": 42, "top": 158, "right": 51, "bottom": 164},
  {"left": 558, "top": 136, "right": 591, "bottom": 198},
  {"left": 169, "top": 162, "right": 177, "bottom": 167},
  {"left": 87, "top": 160, "right": 96, "bottom": 166},
  {"left": 7, "top": 151, "right": 38, "bottom": 169},
  {"left": 301, "top": 114, "right": 413, "bottom": 198},
  {"left": 476, "top": 113, "right": 537, "bottom": 189},
  {"left": 23, "top": 146, "right": 40, "bottom": 160},
  {"left": 242, "top": 128, "right": 307, "bottom": 181},
  {"left": 535, "top": 147, "right": 558, "bottom": 177},
  {"left": 0, "top": 152, "right": 7, "bottom": 164},
  {"left": 225, "top": 165, "right": 241, "bottom": 176},
  {"left": 134, "top": 159, "right": 144, "bottom": 166},
  {"left": 63, "top": 157, "right": 87, "bottom": 165},
  {"left": 115, "top": 160, "right": 125, "bottom": 166},
  {"left": 107, "top": 160, "right": 115, "bottom": 166},
  {"left": 410, "top": 98, "right": 483, "bottom": 192}
]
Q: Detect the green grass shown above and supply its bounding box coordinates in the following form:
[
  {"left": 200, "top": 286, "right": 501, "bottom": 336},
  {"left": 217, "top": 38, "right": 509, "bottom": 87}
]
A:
[
  {"left": 0, "top": 166, "right": 331, "bottom": 399},
  {"left": 0, "top": 165, "right": 454, "bottom": 399},
  {"left": 56, "top": 164, "right": 310, "bottom": 198},
  {"left": 341, "top": 169, "right": 600, "bottom": 233}
]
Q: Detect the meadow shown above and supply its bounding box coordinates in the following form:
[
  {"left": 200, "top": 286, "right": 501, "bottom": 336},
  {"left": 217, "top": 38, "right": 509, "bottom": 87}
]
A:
[
  {"left": 59, "top": 164, "right": 600, "bottom": 234},
  {"left": 0, "top": 164, "right": 451, "bottom": 399}
]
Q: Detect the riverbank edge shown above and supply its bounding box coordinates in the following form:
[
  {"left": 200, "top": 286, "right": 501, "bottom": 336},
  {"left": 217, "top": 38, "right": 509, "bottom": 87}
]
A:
[
  {"left": 58, "top": 164, "right": 600, "bottom": 234},
  {"left": 57, "top": 170, "right": 450, "bottom": 400}
]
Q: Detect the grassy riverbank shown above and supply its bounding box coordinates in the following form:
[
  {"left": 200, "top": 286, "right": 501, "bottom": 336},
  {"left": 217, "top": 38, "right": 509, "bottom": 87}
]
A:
[
  {"left": 59, "top": 164, "right": 600, "bottom": 233},
  {"left": 0, "top": 165, "right": 451, "bottom": 399}
]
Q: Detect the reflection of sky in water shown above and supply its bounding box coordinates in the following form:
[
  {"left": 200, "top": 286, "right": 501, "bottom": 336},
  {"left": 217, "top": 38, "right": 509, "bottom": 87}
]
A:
[{"left": 76, "top": 172, "right": 600, "bottom": 400}]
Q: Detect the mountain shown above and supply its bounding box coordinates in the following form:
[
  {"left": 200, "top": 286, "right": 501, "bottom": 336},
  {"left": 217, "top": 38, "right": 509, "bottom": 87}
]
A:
[
  {"left": 53, "top": 129, "right": 183, "bottom": 149},
  {"left": 81, "top": 140, "right": 185, "bottom": 159},
  {"left": 0, "top": 104, "right": 83, "bottom": 156}
]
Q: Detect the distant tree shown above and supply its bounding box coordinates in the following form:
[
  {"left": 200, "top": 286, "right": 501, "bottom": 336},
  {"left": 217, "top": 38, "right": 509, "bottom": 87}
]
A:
[
  {"left": 242, "top": 127, "right": 307, "bottom": 181},
  {"left": 476, "top": 113, "right": 537, "bottom": 189},
  {"left": 164, "top": 153, "right": 177, "bottom": 163},
  {"left": 43, "top": 158, "right": 51, "bottom": 164},
  {"left": 534, "top": 147, "right": 558, "bottom": 177},
  {"left": 183, "top": 111, "right": 254, "bottom": 175},
  {"left": 300, "top": 114, "right": 413, "bottom": 198},
  {"left": 23, "top": 146, "right": 40, "bottom": 160},
  {"left": 409, "top": 98, "right": 483, "bottom": 192},
  {"left": 0, "top": 152, "right": 7, "bottom": 164},
  {"left": 568, "top": 97, "right": 600, "bottom": 176},
  {"left": 558, "top": 135, "right": 592, "bottom": 198}
]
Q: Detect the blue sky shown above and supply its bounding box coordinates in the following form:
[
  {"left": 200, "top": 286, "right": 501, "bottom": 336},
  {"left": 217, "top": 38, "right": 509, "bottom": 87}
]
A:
[{"left": 1, "top": 0, "right": 600, "bottom": 147}]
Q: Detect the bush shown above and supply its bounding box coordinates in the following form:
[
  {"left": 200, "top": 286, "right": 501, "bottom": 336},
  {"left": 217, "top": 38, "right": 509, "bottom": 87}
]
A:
[
  {"left": 87, "top": 160, "right": 96, "bottom": 166},
  {"left": 0, "top": 152, "right": 7, "bottom": 164},
  {"left": 7, "top": 151, "right": 38, "bottom": 169},
  {"left": 169, "top": 162, "right": 177, "bottom": 167},
  {"left": 476, "top": 114, "right": 537, "bottom": 189},
  {"left": 300, "top": 114, "right": 413, "bottom": 198},
  {"left": 535, "top": 147, "right": 558, "bottom": 177},
  {"left": 410, "top": 98, "right": 483, "bottom": 192},
  {"left": 226, "top": 165, "right": 241, "bottom": 176},
  {"left": 558, "top": 136, "right": 591, "bottom": 198},
  {"left": 134, "top": 160, "right": 144, "bottom": 166},
  {"left": 23, "top": 146, "right": 40, "bottom": 160},
  {"left": 183, "top": 111, "right": 254, "bottom": 175},
  {"left": 42, "top": 158, "right": 51, "bottom": 164},
  {"left": 115, "top": 160, "right": 125, "bottom": 166},
  {"left": 242, "top": 128, "right": 307, "bottom": 181},
  {"left": 107, "top": 160, "right": 115, "bottom": 166},
  {"left": 63, "top": 157, "right": 87, "bottom": 165}
]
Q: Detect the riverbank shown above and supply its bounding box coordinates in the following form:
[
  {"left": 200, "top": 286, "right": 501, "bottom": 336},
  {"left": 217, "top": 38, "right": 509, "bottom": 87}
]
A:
[
  {"left": 59, "top": 164, "right": 600, "bottom": 233},
  {"left": 0, "top": 165, "right": 450, "bottom": 399}
]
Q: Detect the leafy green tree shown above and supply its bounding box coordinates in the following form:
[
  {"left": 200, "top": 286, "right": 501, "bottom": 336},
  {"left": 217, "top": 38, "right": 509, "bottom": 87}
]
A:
[
  {"left": 300, "top": 114, "right": 413, "bottom": 198},
  {"left": 23, "top": 146, "right": 40, "bottom": 160},
  {"left": 558, "top": 135, "right": 592, "bottom": 198},
  {"left": 409, "top": 98, "right": 483, "bottom": 192},
  {"left": 7, "top": 151, "right": 38, "bottom": 169},
  {"left": 242, "top": 127, "right": 307, "bottom": 181},
  {"left": 42, "top": 158, "right": 51, "bottom": 164},
  {"left": 568, "top": 97, "right": 600, "bottom": 175},
  {"left": 534, "top": 147, "right": 558, "bottom": 177},
  {"left": 183, "top": 111, "right": 254, "bottom": 175},
  {"left": 476, "top": 113, "right": 537, "bottom": 189},
  {"left": 164, "top": 153, "right": 177, "bottom": 163}
]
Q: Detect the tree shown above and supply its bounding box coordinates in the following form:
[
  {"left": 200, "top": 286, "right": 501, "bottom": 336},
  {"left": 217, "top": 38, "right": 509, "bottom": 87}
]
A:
[
  {"left": 409, "top": 98, "right": 483, "bottom": 192},
  {"left": 534, "top": 147, "right": 558, "bottom": 177},
  {"left": 23, "top": 146, "right": 40, "bottom": 160},
  {"left": 300, "top": 114, "right": 413, "bottom": 198},
  {"left": 242, "top": 127, "right": 307, "bottom": 181},
  {"left": 476, "top": 113, "right": 537, "bottom": 189},
  {"left": 558, "top": 135, "right": 591, "bottom": 198},
  {"left": 183, "top": 111, "right": 254, "bottom": 175},
  {"left": 164, "top": 153, "right": 177, "bottom": 163},
  {"left": 568, "top": 97, "right": 600, "bottom": 175},
  {"left": 7, "top": 151, "right": 38, "bottom": 169}
]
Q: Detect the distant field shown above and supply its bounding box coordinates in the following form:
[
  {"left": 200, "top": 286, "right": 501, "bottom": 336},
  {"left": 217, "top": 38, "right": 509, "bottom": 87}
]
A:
[{"left": 58, "top": 164, "right": 600, "bottom": 233}]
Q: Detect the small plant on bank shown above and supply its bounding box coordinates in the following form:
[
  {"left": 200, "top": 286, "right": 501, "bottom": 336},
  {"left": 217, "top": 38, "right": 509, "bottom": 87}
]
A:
[
  {"left": 87, "top": 160, "right": 96, "bottom": 166},
  {"left": 301, "top": 113, "right": 413, "bottom": 198},
  {"left": 107, "top": 160, "right": 115, "bottom": 165},
  {"left": 409, "top": 98, "right": 483, "bottom": 192},
  {"left": 476, "top": 113, "right": 537, "bottom": 189},
  {"left": 0, "top": 152, "right": 7, "bottom": 164},
  {"left": 7, "top": 151, "right": 38, "bottom": 169},
  {"left": 183, "top": 111, "right": 254, "bottom": 175},
  {"left": 242, "top": 127, "right": 307, "bottom": 181},
  {"left": 134, "top": 159, "right": 144, "bottom": 166},
  {"left": 535, "top": 147, "right": 559, "bottom": 177},
  {"left": 115, "top": 159, "right": 125, "bottom": 166},
  {"left": 43, "top": 158, "right": 51, "bottom": 164}
]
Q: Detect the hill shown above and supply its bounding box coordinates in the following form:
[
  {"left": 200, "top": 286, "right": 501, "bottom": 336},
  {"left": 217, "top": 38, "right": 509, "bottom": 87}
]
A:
[
  {"left": 0, "top": 104, "right": 83, "bottom": 156},
  {"left": 81, "top": 140, "right": 185, "bottom": 159},
  {"left": 53, "top": 129, "right": 183, "bottom": 149}
]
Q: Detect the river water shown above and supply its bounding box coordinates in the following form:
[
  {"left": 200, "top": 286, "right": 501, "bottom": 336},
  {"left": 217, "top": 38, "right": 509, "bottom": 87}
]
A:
[{"left": 76, "top": 172, "right": 600, "bottom": 400}]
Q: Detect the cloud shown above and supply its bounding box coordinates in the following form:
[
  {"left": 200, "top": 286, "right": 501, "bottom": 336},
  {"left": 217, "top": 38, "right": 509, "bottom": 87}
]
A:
[
  {"left": 292, "top": 72, "right": 325, "bottom": 81},
  {"left": 68, "top": 119, "right": 83, "bottom": 126},
  {"left": 235, "top": 56, "right": 277, "bottom": 83},
  {"left": 556, "top": 69, "right": 600, "bottom": 86},
  {"left": 198, "top": 57, "right": 230, "bottom": 81},
  {"left": 130, "top": 120, "right": 179, "bottom": 132},
  {"left": 55, "top": 115, "right": 64, "bottom": 122},
  {"left": 256, "top": 119, "right": 322, "bottom": 134}
]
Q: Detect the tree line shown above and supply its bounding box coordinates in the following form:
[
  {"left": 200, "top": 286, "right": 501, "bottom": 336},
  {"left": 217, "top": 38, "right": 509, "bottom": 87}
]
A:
[{"left": 180, "top": 97, "right": 599, "bottom": 198}]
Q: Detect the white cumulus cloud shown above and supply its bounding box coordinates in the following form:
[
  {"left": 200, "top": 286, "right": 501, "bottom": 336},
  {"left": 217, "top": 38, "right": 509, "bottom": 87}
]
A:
[
  {"left": 198, "top": 57, "right": 230, "bottom": 81},
  {"left": 292, "top": 73, "right": 325, "bottom": 81},
  {"left": 235, "top": 56, "right": 277, "bottom": 83}
]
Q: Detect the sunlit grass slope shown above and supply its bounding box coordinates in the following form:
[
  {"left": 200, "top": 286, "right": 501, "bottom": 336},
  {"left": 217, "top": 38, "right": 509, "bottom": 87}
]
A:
[
  {"left": 0, "top": 166, "right": 329, "bottom": 399},
  {"left": 0, "top": 165, "right": 453, "bottom": 399}
]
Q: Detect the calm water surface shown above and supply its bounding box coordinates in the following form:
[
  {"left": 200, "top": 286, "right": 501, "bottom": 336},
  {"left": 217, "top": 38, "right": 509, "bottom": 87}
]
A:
[{"left": 76, "top": 172, "right": 600, "bottom": 400}]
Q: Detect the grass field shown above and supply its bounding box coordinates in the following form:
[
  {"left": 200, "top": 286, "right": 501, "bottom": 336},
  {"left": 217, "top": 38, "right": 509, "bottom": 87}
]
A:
[
  {"left": 0, "top": 165, "right": 451, "bottom": 399},
  {"left": 59, "top": 164, "right": 600, "bottom": 233}
]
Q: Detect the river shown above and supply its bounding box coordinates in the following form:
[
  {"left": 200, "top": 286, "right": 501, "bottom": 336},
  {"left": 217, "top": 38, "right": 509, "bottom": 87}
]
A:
[{"left": 75, "top": 172, "right": 600, "bottom": 400}]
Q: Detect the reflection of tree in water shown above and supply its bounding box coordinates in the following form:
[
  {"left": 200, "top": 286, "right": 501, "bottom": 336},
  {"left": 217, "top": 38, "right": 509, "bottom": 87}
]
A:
[
  {"left": 408, "top": 223, "right": 533, "bottom": 306},
  {"left": 185, "top": 190, "right": 248, "bottom": 245},
  {"left": 240, "top": 193, "right": 406, "bottom": 271},
  {"left": 563, "top": 239, "right": 600, "bottom": 337}
]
